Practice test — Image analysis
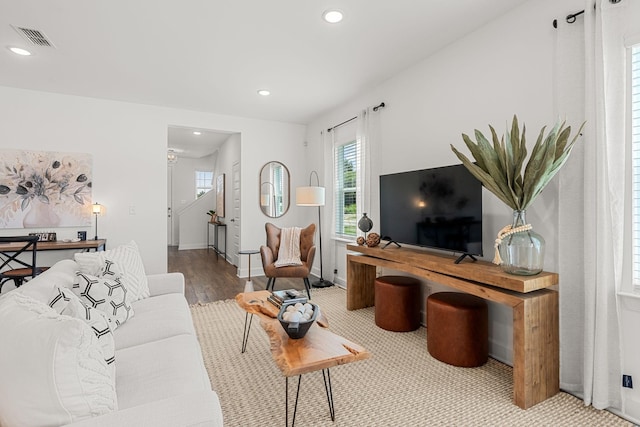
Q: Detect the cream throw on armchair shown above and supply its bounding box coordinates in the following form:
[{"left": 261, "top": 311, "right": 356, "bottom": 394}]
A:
[{"left": 274, "top": 227, "right": 303, "bottom": 267}]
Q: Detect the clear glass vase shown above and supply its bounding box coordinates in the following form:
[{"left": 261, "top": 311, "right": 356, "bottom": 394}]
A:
[{"left": 498, "top": 210, "right": 545, "bottom": 276}]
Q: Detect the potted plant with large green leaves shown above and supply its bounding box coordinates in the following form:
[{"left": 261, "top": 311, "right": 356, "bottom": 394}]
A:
[{"left": 450, "top": 115, "right": 584, "bottom": 275}]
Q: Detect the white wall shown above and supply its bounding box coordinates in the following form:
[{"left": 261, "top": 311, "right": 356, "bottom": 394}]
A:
[
  {"left": 305, "top": 0, "right": 640, "bottom": 421},
  {"left": 177, "top": 190, "right": 216, "bottom": 250},
  {"left": 236, "top": 126, "right": 312, "bottom": 278},
  {"left": 0, "top": 85, "right": 306, "bottom": 276},
  {"left": 619, "top": 296, "right": 640, "bottom": 421},
  {"left": 305, "top": 0, "right": 577, "bottom": 364},
  {"left": 169, "top": 151, "right": 218, "bottom": 246}
]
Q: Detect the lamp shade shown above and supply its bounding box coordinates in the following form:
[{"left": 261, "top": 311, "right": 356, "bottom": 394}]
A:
[
  {"left": 92, "top": 203, "right": 103, "bottom": 215},
  {"left": 296, "top": 186, "right": 325, "bottom": 206}
]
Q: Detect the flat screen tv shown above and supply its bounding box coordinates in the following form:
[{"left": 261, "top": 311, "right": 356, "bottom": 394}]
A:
[{"left": 379, "top": 164, "right": 483, "bottom": 262}]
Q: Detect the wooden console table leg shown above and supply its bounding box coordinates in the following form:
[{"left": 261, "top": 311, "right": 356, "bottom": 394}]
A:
[
  {"left": 346, "top": 256, "right": 376, "bottom": 310},
  {"left": 512, "top": 291, "right": 559, "bottom": 409}
]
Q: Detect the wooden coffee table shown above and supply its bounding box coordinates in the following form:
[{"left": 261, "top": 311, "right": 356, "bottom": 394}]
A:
[{"left": 236, "top": 291, "right": 370, "bottom": 426}]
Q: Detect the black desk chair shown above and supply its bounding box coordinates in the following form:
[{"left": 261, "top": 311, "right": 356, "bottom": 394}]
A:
[{"left": 0, "top": 236, "right": 49, "bottom": 293}]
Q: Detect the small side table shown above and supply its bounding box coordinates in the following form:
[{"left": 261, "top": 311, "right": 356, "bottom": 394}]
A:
[{"left": 239, "top": 249, "right": 260, "bottom": 293}]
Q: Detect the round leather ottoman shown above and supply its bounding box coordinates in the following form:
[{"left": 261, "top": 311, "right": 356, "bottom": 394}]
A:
[
  {"left": 426, "top": 292, "right": 488, "bottom": 367},
  {"left": 374, "top": 275, "right": 421, "bottom": 332}
]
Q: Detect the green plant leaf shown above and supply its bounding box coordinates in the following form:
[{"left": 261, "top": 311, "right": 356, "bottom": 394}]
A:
[
  {"left": 451, "top": 116, "right": 583, "bottom": 212},
  {"left": 473, "top": 129, "right": 515, "bottom": 205},
  {"left": 461, "top": 133, "right": 487, "bottom": 170},
  {"left": 490, "top": 126, "right": 506, "bottom": 176},
  {"left": 450, "top": 145, "right": 518, "bottom": 209},
  {"left": 522, "top": 126, "right": 551, "bottom": 208},
  {"left": 554, "top": 124, "right": 571, "bottom": 159}
]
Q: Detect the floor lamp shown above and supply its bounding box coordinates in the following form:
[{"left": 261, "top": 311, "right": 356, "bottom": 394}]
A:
[{"left": 296, "top": 171, "right": 333, "bottom": 288}]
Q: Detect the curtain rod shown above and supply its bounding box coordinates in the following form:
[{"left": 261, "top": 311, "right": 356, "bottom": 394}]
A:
[
  {"left": 552, "top": 9, "right": 584, "bottom": 28},
  {"left": 327, "top": 102, "right": 385, "bottom": 132},
  {"left": 552, "top": 0, "right": 621, "bottom": 28},
  {"left": 327, "top": 116, "right": 356, "bottom": 133}
]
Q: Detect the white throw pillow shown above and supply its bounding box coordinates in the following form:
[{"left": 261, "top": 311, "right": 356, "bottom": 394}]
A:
[
  {"left": 73, "top": 270, "right": 134, "bottom": 329},
  {"left": 0, "top": 292, "right": 117, "bottom": 427},
  {"left": 49, "top": 286, "right": 116, "bottom": 379},
  {"left": 75, "top": 240, "right": 150, "bottom": 301}
]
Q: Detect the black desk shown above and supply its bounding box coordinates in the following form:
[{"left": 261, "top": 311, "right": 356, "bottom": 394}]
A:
[{"left": 207, "top": 222, "right": 226, "bottom": 260}]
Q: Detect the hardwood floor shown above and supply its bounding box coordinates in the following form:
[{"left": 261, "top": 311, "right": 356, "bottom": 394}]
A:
[{"left": 168, "top": 246, "right": 307, "bottom": 305}]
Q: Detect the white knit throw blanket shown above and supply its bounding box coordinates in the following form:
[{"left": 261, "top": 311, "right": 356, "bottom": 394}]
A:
[{"left": 274, "top": 227, "right": 303, "bottom": 267}]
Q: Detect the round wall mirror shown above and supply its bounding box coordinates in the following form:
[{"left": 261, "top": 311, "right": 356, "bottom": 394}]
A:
[{"left": 259, "top": 161, "right": 290, "bottom": 218}]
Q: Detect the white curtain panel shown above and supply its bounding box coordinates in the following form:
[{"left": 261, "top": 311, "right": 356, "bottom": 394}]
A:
[
  {"left": 322, "top": 129, "right": 337, "bottom": 276},
  {"left": 356, "top": 107, "right": 383, "bottom": 227},
  {"left": 356, "top": 110, "right": 369, "bottom": 219},
  {"left": 555, "top": 13, "right": 587, "bottom": 397},
  {"left": 582, "top": 0, "right": 628, "bottom": 409},
  {"left": 558, "top": 0, "right": 629, "bottom": 411}
]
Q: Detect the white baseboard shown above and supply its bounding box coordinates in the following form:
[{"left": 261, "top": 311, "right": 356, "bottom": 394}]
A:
[
  {"left": 237, "top": 268, "right": 265, "bottom": 280},
  {"left": 608, "top": 403, "right": 640, "bottom": 425},
  {"left": 488, "top": 337, "right": 512, "bottom": 366},
  {"left": 332, "top": 275, "right": 346, "bottom": 287},
  {"left": 178, "top": 243, "right": 207, "bottom": 250}
]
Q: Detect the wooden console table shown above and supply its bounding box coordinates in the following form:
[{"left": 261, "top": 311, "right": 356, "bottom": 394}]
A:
[
  {"left": 0, "top": 239, "right": 106, "bottom": 252},
  {"left": 346, "top": 244, "right": 558, "bottom": 410}
]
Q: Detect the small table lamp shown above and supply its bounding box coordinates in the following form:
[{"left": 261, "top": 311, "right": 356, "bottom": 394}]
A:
[{"left": 92, "top": 203, "right": 104, "bottom": 240}]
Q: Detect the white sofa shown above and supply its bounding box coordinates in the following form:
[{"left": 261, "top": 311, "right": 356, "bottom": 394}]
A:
[{"left": 0, "top": 259, "right": 224, "bottom": 427}]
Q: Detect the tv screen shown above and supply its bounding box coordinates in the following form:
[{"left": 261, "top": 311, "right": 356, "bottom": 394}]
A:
[{"left": 379, "top": 164, "right": 483, "bottom": 256}]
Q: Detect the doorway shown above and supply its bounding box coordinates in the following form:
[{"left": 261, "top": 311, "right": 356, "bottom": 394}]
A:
[{"left": 166, "top": 126, "right": 239, "bottom": 257}]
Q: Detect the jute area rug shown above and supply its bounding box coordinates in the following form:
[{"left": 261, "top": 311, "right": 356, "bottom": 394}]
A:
[{"left": 191, "top": 287, "right": 630, "bottom": 426}]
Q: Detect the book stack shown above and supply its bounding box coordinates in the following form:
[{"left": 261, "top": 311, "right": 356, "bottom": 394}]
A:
[{"left": 267, "top": 289, "right": 308, "bottom": 309}]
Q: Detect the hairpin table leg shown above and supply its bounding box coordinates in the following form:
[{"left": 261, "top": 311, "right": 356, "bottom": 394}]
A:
[{"left": 241, "top": 312, "right": 254, "bottom": 353}]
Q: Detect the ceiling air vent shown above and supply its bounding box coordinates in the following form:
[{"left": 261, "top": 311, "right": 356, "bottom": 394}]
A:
[{"left": 12, "top": 26, "right": 55, "bottom": 47}]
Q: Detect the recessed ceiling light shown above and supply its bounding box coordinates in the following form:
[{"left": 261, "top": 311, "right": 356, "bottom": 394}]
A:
[
  {"left": 257, "top": 89, "right": 271, "bottom": 96},
  {"left": 193, "top": 131, "right": 201, "bottom": 135},
  {"left": 322, "top": 9, "right": 344, "bottom": 24},
  {"left": 8, "top": 46, "right": 31, "bottom": 56}
]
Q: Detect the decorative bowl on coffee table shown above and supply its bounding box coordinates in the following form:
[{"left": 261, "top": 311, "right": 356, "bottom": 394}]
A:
[{"left": 277, "top": 302, "right": 319, "bottom": 339}]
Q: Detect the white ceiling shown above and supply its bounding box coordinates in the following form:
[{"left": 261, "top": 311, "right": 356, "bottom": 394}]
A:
[
  {"left": 0, "top": 0, "right": 528, "bottom": 125},
  {"left": 168, "top": 126, "right": 234, "bottom": 159}
]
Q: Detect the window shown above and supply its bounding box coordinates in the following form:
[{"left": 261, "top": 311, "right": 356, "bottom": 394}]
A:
[
  {"left": 334, "top": 140, "right": 360, "bottom": 238},
  {"left": 631, "top": 44, "right": 640, "bottom": 287},
  {"left": 195, "top": 171, "right": 213, "bottom": 199}
]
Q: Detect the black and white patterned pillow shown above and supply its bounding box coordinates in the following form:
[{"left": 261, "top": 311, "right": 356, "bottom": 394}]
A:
[
  {"left": 74, "top": 241, "right": 150, "bottom": 302},
  {"left": 48, "top": 286, "right": 116, "bottom": 378},
  {"left": 73, "top": 266, "right": 134, "bottom": 329}
]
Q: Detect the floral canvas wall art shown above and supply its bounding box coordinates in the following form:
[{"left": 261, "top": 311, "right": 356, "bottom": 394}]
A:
[{"left": 0, "top": 149, "right": 93, "bottom": 229}]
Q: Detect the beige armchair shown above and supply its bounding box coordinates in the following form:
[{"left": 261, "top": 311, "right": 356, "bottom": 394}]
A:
[{"left": 260, "top": 223, "right": 316, "bottom": 299}]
